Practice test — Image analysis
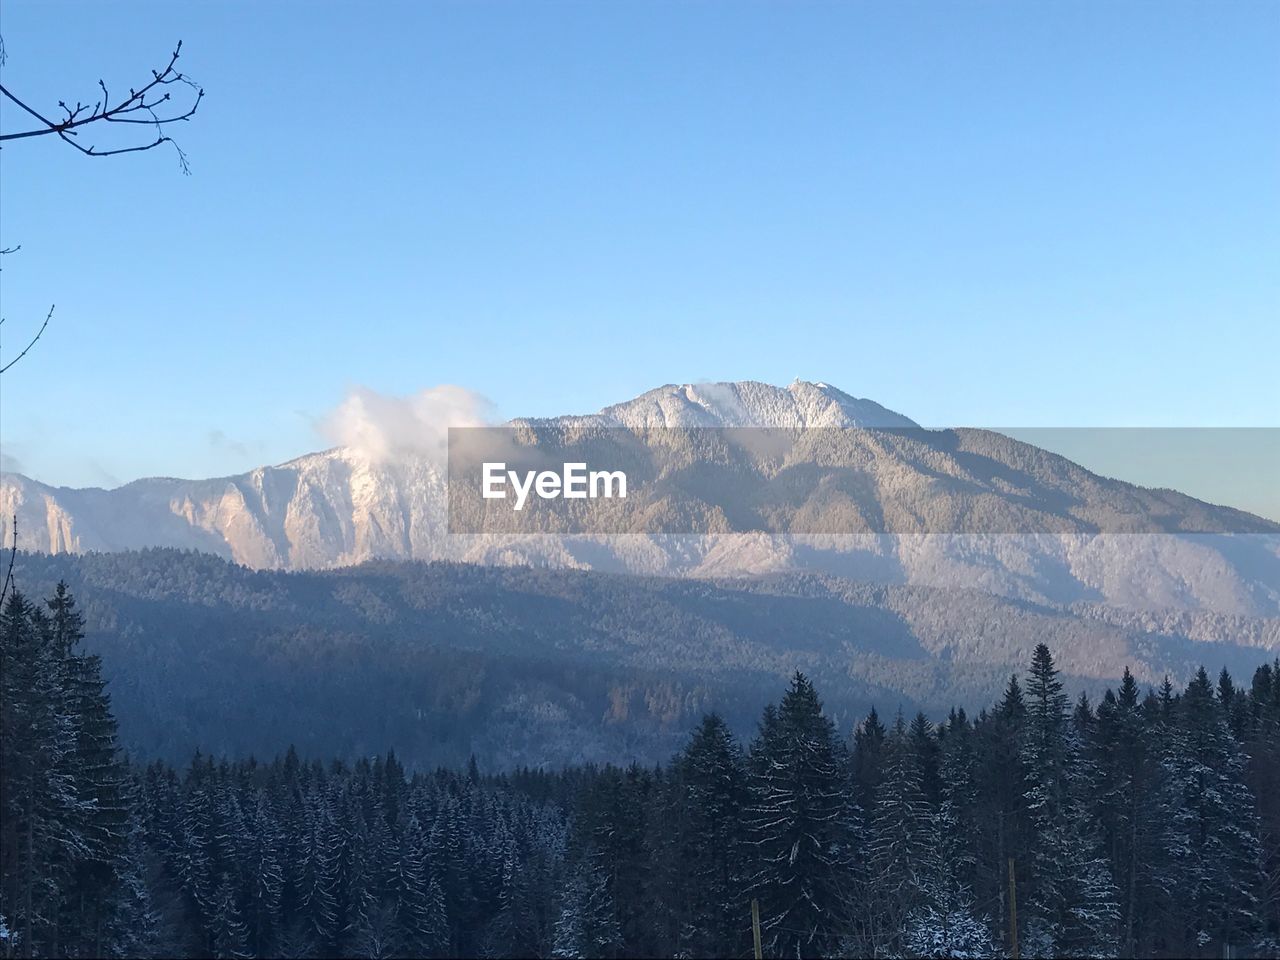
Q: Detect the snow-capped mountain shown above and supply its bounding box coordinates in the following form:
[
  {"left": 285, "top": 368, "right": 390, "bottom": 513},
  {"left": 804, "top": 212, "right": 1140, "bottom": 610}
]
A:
[
  {"left": 550, "top": 380, "right": 920, "bottom": 430},
  {"left": 3, "top": 380, "right": 1278, "bottom": 616}
]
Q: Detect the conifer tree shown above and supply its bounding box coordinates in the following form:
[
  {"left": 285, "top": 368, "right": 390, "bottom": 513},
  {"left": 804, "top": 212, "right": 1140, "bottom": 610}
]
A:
[
  {"left": 852, "top": 706, "right": 887, "bottom": 813},
  {"left": 245, "top": 795, "right": 283, "bottom": 958},
  {"left": 209, "top": 873, "right": 251, "bottom": 959},
  {"left": 904, "top": 811, "right": 996, "bottom": 960},
  {"left": 1020, "top": 644, "right": 1119, "bottom": 958},
  {"left": 552, "top": 853, "right": 621, "bottom": 959},
  {"left": 671, "top": 713, "right": 749, "bottom": 957},
  {"left": 938, "top": 708, "right": 979, "bottom": 884},
  {"left": 865, "top": 711, "right": 931, "bottom": 956},
  {"left": 970, "top": 674, "right": 1030, "bottom": 951},
  {"left": 296, "top": 806, "right": 339, "bottom": 954},
  {"left": 49, "top": 581, "right": 130, "bottom": 956},
  {"left": 1165, "top": 667, "right": 1264, "bottom": 954},
  {"left": 113, "top": 808, "right": 164, "bottom": 958},
  {"left": 0, "top": 592, "right": 82, "bottom": 957},
  {"left": 745, "top": 672, "right": 856, "bottom": 959},
  {"left": 393, "top": 813, "right": 436, "bottom": 956}
]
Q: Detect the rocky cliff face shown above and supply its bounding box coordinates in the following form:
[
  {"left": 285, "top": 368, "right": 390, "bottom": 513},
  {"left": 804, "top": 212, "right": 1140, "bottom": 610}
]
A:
[{"left": 4, "top": 380, "right": 1277, "bottom": 616}]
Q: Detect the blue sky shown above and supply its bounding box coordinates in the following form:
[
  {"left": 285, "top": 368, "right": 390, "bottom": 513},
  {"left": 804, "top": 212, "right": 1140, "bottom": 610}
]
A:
[{"left": 1, "top": 0, "right": 1277, "bottom": 491}]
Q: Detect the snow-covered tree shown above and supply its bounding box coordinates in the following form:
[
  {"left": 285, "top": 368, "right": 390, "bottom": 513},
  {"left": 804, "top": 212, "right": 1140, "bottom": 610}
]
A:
[
  {"left": 1020, "top": 644, "right": 1119, "bottom": 958},
  {"left": 866, "top": 711, "right": 932, "bottom": 955},
  {"left": 670, "top": 712, "right": 749, "bottom": 957},
  {"left": 745, "top": 672, "right": 857, "bottom": 959},
  {"left": 552, "top": 855, "right": 621, "bottom": 959}
]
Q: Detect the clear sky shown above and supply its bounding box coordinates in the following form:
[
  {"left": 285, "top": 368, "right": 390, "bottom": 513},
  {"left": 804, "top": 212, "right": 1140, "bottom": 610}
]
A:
[{"left": 1, "top": 0, "right": 1277, "bottom": 492}]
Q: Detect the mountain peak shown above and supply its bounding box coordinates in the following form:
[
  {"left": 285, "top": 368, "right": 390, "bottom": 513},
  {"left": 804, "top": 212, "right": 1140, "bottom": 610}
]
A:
[{"left": 589, "top": 379, "right": 918, "bottom": 430}]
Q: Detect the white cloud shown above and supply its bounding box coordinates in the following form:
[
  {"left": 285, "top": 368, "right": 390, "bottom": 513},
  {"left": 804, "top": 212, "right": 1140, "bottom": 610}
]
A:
[{"left": 321, "top": 384, "right": 493, "bottom": 463}]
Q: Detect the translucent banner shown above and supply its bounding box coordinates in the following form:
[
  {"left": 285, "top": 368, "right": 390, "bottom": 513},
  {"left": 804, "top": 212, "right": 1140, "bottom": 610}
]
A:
[{"left": 446, "top": 426, "right": 1279, "bottom": 535}]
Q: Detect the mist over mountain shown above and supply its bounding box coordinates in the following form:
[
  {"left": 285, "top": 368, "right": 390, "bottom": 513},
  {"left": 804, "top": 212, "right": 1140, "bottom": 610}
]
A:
[{"left": 3, "top": 380, "right": 1277, "bottom": 616}]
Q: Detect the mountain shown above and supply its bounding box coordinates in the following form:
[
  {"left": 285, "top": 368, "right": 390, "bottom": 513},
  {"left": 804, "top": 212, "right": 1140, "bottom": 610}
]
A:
[
  {"left": 3, "top": 380, "right": 1278, "bottom": 615},
  {"left": 554, "top": 379, "right": 921, "bottom": 429},
  {"left": 10, "top": 549, "right": 1278, "bottom": 769}
]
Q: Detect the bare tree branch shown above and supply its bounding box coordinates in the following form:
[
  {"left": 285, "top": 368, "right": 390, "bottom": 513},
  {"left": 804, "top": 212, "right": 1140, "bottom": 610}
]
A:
[
  {"left": 0, "top": 41, "right": 203, "bottom": 172},
  {"left": 0, "top": 246, "right": 54, "bottom": 363},
  {"left": 0, "top": 304, "right": 54, "bottom": 375}
]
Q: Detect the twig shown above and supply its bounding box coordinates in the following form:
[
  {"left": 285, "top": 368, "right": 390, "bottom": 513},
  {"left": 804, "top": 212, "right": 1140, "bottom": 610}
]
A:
[
  {"left": 0, "top": 41, "right": 203, "bottom": 172},
  {"left": 0, "top": 305, "right": 54, "bottom": 375}
]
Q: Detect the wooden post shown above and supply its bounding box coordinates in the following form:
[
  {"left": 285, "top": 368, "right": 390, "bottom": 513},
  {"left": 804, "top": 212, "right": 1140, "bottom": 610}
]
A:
[
  {"left": 1008, "top": 858, "right": 1019, "bottom": 960},
  {"left": 751, "top": 898, "right": 763, "bottom": 960}
]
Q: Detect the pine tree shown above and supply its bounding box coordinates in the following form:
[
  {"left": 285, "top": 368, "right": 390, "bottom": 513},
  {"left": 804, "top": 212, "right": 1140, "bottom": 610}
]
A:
[
  {"left": 745, "top": 673, "right": 857, "bottom": 959},
  {"left": 938, "top": 708, "right": 979, "bottom": 885},
  {"left": 852, "top": 706, "right": 887, "bottom": 813},
  {"left": 0, "top": 592, "right": 83, "bottom": 957},
  {"left": 427, "top": 796, "right": 474, "bottom": 954},
  {"left": 422, "top": 874, "right": 449, "bottom": 959},
  {"left": 208, "top": 874, "right": 251, "bottom": 959},
  {"left": 909, "top": 710, "right": 942, "bottom": 807},
  {"left": 49, "top": 582, "right": 130, "bottom": 956},
  {"left": 865, "top": 711, "right": 931, "bottom": 956},
  {"left": 245, "top": 795, "right": 283, "bottom": 958},
  {"left": 924, "top": 706, "right": 995, "bottom": 956},
  {"left": 552, "top": 853, "right": 621, "bottom": 959},
  {"left": 296, "top": 804, "right": 339, "bottom": 955},
  {"left": 1019, "top": 644, "right": 1119, "bottom": 958},
  {"left": 1090, "top": 667, "right": 1174, "bottom": 957},
  {"left": 670, "top": 713, "right": 749, "bottom": 957},
  {"left": 392, "top": 813, "right": 439, "bottom": 957},
  {"left": 112, "top": 809, "right": 163, "bottom": 959},
  {"left": 971, "top": 674, "right": 1030, "bottom": 953},
  {"left": 350, "top": 897, "right": 398, "bottom": 959},
  {"left": 904, "top": 814, "right": 996, "bottom": 960},
  {"left": 1243, "top": 660, "right": 1280, "bottom": 954},
  {"left": 1164, "top": 667, "right": 1264, "bottom": 954},
  {"left": 173, "top": 764, "right": 215, "bottom": 933}
]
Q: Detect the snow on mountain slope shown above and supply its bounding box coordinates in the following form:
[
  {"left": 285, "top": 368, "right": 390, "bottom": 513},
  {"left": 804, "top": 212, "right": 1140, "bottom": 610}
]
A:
[
  {"left": 2, "top": 380, "right": 1277, "bottom": 617},
  {"left": 586, "top": 380, "right": 921, "bottom": 429}
]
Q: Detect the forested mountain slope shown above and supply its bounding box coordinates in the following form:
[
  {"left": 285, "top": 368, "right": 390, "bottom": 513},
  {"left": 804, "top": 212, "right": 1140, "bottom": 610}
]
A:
[
  {"left": 4, "top": 579, "right": 1277, "bottom": 957},
  {"left": 11, "top": 549, "right": 1278, "bottom": 770}
]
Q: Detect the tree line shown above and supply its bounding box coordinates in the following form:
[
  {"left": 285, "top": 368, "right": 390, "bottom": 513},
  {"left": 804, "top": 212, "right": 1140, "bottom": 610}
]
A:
[{"left": 2, "top": 583, "right": 1278, "bottom": 958}]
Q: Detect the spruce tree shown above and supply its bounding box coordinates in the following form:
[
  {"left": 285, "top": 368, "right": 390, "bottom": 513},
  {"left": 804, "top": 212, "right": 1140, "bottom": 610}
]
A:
[
  {"left": 0, "top": 592, "right": 82, "bottom": 957},
  {"left": 1166, "top": 667, "right": 1264, "bottom": 954},
  {"left": 48, "top": 581, "right": 130, "bottom": 956},
  {"left": 393, "top": 813, "right": 436, "bottom": 957},
  {"left": 865, "top": 711, "right": 931, "bottom": 956},
  {"left": 971, "top": 674, "right": 1030, "bottom": 952},
  {"left": 904, "top": 812, "right": 996, "bottom": 960},
  {"left": 208, "top": 873, "right": 251, "bottom": 960},
  {"left": 296, "top": 804, "right": 339, "bottom": 955},
  {"left": 113, "top": 808, "right": 163, "bottom": 958},
  {"left": 552, "top": 853, "right": 621, "bottom": 959},
  {"left": 1020, "top": 643, "right": 1119, "bottom": 958},
  {"left": 671, "top": 713, "right": 749, "bottom": 957},
  {"left": 745, "top": 673, "right": 857, "bottom": 959},
  {"left": 851, "top": 706, "right": 887, "bottom": 814}
]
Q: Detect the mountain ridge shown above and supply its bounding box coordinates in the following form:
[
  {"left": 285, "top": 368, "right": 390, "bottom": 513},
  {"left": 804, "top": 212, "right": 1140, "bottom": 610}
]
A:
[{"left": 3, "top": 380, "right": 1277, "bottom": 616}]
